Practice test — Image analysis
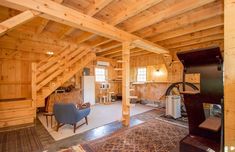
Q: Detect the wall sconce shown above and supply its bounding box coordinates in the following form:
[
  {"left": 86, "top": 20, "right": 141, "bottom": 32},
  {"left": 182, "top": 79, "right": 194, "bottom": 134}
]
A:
[{"left": 155, "top": 69, "right": 163, "bottom": 76}]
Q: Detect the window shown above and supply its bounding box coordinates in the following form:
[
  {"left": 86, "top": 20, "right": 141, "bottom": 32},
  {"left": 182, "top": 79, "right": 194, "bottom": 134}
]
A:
[
  {"left": 95, "top": 68, "right": 107, "bottom": 82},
  {"left": 137, "top": 67, "right": 147, "bottom": 82}
]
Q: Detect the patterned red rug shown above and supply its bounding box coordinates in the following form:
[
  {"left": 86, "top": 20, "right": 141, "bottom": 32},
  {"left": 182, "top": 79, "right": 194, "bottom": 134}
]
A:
[{"left": 59, "top": 119, "right": 188, "bottom": 152}]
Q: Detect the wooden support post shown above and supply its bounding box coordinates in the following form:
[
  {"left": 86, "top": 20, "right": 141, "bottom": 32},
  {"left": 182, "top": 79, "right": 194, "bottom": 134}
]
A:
[
  {"left": 224, "top": 0, "right": 235, "bottom": 147},
  {"left": 31, "top": 62, "right": 37, "bottom": 118},
  {"left": 122, "top": 42, "right": 131, "bottom": 126}
]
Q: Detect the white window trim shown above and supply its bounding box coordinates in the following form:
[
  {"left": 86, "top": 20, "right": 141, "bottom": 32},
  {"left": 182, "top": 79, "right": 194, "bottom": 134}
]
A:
[
  {"left": 137, "top": 67, "right": 147, "bottom": 82},
  {"left": 95, "top": 67, "right": 107, "bottom": 82}
]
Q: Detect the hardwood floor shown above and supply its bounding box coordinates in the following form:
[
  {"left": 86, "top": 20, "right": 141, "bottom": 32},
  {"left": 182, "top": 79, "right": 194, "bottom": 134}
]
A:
[
  {"left": 0, "top": 127, "right": 43, "bottom": 152},
  {"left": 0, "top": 108, "right": 186, "bottom": 152},
  {"left": 35, "top": 118, "right": 55, "bottom": 150}
]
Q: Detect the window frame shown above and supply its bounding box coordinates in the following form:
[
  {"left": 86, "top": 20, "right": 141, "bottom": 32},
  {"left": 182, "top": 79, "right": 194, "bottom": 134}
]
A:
[
  {"left": 95, "top": 67, "right": 107, "bottom": 82},
  {"left": 137, "top": 67, "right": 147, "bottom": 82}
]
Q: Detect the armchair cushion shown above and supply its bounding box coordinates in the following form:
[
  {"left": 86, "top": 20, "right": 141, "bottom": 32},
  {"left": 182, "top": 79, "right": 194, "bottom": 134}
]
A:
[
  {"left": 53, "top": 103, "right": 90, "bottom": 124},
  {"left": 76, "top": 108, "right": 90, "bottom": 122}
]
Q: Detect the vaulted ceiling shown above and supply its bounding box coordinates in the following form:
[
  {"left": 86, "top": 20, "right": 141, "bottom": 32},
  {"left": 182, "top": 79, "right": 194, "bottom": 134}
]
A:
[{"left": 0, "top": 0, "right": 224, "bottom": 60}]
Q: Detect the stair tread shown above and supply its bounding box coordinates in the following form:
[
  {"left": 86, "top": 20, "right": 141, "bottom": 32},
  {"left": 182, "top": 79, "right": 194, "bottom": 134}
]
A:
[{"left": 35, "top": 52, "right": 95, "bottom": 102}]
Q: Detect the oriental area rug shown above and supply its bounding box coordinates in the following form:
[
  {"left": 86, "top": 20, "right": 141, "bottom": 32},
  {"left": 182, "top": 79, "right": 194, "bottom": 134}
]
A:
[{"left": 58, "top": 119, "right": 188, "bottom": 152}]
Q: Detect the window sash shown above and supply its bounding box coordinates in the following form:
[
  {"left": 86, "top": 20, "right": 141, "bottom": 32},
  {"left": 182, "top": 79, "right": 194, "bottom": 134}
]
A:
[
  {"left": 137, "top": 67, "right": 146, "bottom": 82},
  {"left": 95, "top": 68, "right": 107, "bottom": 82}
]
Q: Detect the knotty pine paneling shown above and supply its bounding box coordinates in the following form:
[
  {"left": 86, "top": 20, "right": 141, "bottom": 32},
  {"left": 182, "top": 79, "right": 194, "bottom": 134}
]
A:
[
  {"left": 224, "top": 0, "right": 235, "bottom": 146},
  {"left": 0, "top": 59, "right": 32, "bottom": 99}
]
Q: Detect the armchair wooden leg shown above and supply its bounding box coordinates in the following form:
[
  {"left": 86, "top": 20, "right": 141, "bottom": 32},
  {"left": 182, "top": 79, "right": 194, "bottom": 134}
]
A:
[
  {"left": 56, "top": 122, "right": 60, "bottom": 132},
  {"left": 73, "top": 123, "right": 76, "bottom": 133},
  {"left": 56, "top": 122, "right": 64, "bottom": 132},
  {"left": 85, "top": 117, "right": 88, "bottom": 125}
]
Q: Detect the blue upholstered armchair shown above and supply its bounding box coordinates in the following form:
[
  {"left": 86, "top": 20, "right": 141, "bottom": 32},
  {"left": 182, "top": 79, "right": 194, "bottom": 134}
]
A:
[{"left": 53, "top": 103, "right": 90, "bottom": 133}]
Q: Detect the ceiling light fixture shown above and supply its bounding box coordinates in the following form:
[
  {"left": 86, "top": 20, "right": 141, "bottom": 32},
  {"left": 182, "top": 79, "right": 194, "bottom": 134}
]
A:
[{"left": 46, "top": 51, "right": 54, "bottom": 55}]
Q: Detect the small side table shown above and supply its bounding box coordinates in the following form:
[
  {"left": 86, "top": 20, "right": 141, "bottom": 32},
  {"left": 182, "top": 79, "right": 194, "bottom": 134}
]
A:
[{"left": 43, "top": 113, "right": 54, "bottom": 128}]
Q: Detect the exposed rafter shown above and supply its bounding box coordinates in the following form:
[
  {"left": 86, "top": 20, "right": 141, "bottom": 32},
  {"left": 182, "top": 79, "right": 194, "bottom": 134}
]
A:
[
  {"left": 107, "top": 48, "right": 143, "bottom": 58},
  {"left": 62, "top": 0, "right": 113, "bottom": 40},
  {"left": 75, "top": 32, "right": 94, "bottom": 44},
  {"left": 165, "top": 34, "right": 223, "bottom": 49},
  {"left": 149, "top": 15, "right": 223, "bottom": 42},
  {"left": 98, "top": 41, "right": 120, "bottom": 52},
  {"left": 97, "top": 46, "right": 123, "bottom": 56},
  {"left": 169, "top": 39, "right": 224, "bottom": 52},
  {"left": 134, "top": 0, "right": 223, "bottom": 38},
  {"left": 76, "top": 0, "right": 163, "bottom": 46},
  {"left": 0, "top": 0, "right": 168, "bottom": 54},
  {"left": 35, "top": 0, "right": 64, "bottom": 34},
  {"left": 158, "top": 26, "right": 224, "bottom": 46},
  {"left": 97, "top": 0, "right": 218, "bottom": 51},
  {"left": 86, "top": 0, "right": 113, "bottom": 16},
  {"left": 0, "top": 10, "right": 38, "bottom": 36},
  {"left": 121, "top": 0, "right": 216, "bottom": 33},
  {"left": 36, "top": 19, "right": 49, "bottom": 34},
  {"left": 107, "top": 0, "right": 163, "bottom": 25}
]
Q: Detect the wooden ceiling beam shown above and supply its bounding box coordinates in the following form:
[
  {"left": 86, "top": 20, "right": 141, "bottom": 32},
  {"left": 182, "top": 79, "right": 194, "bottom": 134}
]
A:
[
  {"left": 59, "top": 27, "right": 75, "bottom": 39},
  {"left": 122, "top": 0, "right": 216, "bottom": 33},
  {"left": 97, "top": 46, "right": 122, "bottom": 56},
  {"left": 158, "top": 26, "right": 224, "bottom": 46},
  {"left": 1, "top": 0, "right": 169, "bottom": 54},
  {"left": 97, "top": 15, "right": 223, "bottom": 54},
  {"left": 111, "top": 51, "right": 152, "bottom": 59},
  {"left": 86, "top": 0, "right": 113, "bottom": 16},
  {"left": 107, "top": 0, "right": 163, "bottom": 25},
  {"left": 106, "top": 48, "right": 143, "bottom": 58},
  {"left": 86, "top": 36, "right": 110, "bottom": 47},
  {"left": 85, "top": 0, "right": 164, "bottom": 47},
  {"left": 94, "top": 39, "right": 113, "bottom": 47},
  {"left": 36, "top": 19, "right": 49, "bottom": 34},
  {"left": 75, "top": 32, "right": 94, "bottom": 44},
  {"left": 57, "top": 25, "right": 72, "bottom": 39},
  {"left": 149, "top": 15, "right": 223, "bottom": 42},
  {"left": 134, "top": 1, "right": 223, "bottom": 38},
  {"left": 96, "top": 0, "right": 218, "bottom": 50},
  {"left": 130, "top": 52, "right": 153, "bottom": 57},
  {"left": 97, "top": 41, "right": 121, "bottom": 52},
  {"left": 169, "top": 39, "right": 224, "bottom": 52},
  {"left": 0, "top": 10, "right": 38, "bottom": 36},
  {"left": 35, "top": 0, "right": 64, "bottom": 34},
  {"left": 63, "top": 0, "right": 113, "bottom": 40},
  {"left": 164, "top": 33, "right": 224, "bottom": 49}
]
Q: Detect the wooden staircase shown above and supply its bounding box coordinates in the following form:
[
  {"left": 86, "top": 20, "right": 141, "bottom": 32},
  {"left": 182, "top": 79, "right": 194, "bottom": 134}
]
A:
[{"left": 32, "top": 44, "right": 96, "bottom": 107}]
